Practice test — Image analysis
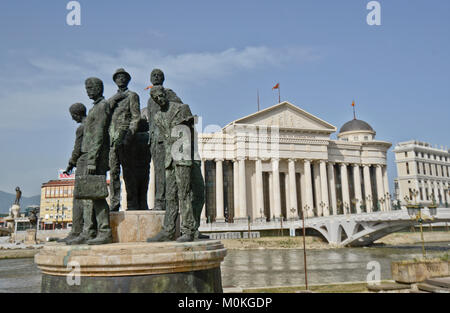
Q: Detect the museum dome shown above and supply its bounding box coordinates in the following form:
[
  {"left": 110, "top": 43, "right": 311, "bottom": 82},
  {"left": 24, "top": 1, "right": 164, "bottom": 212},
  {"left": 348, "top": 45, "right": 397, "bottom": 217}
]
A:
[{"left": 339, "top": 119, "right": 374, "bottom": 134}]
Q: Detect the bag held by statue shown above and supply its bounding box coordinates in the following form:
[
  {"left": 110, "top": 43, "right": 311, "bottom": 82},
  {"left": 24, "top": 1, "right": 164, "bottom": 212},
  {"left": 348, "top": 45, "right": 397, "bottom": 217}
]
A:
[{"left": 73, "top": 175, "right": 109, "bottom": 200}]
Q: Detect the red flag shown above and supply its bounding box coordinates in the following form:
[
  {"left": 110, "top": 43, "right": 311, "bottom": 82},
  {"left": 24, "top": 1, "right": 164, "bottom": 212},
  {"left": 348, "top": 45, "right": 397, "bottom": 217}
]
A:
[
  {"left": 145, "top": 85, "right": 153, "bottom": 90},
  {"left": 351, "top": 100, "right": 355, "bottom": 107},
  {"left": 272, "top": 83, "right": 279, "bottom": 90}
]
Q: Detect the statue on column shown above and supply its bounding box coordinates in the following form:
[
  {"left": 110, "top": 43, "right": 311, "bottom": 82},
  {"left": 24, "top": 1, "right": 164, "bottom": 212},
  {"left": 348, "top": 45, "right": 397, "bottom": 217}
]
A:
[
  {"left": 14, "top": 187, "right": 22, "bottom": 205},
  {"left": 147, "top": 69, "right": 182, "bottom": 211},
  {"left": 108, "top": 68, "right": 141, "bottom": 211}
]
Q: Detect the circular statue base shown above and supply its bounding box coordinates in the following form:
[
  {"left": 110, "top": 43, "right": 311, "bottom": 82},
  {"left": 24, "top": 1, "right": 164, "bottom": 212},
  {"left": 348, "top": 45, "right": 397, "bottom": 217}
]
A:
[{"left": 35, "top": 240, "right": 227, "bottom": 293}]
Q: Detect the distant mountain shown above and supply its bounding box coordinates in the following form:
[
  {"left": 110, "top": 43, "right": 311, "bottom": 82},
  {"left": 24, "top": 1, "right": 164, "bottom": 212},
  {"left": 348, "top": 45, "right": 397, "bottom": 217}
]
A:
[{"left": 0, "top": 191, "right": 40, "bottom": 215}]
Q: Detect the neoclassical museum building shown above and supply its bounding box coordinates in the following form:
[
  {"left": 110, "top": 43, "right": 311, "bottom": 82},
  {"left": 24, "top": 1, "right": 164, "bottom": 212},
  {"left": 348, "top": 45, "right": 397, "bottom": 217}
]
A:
[{"left": 187, "top": 101, "right": 393, "bottom": 224}]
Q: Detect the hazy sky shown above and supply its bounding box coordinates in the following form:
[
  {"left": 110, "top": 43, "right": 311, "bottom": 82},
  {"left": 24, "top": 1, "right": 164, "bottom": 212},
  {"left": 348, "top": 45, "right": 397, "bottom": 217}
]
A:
[{"left": 0, "top": 0, "right": 449, "bottom": 196}]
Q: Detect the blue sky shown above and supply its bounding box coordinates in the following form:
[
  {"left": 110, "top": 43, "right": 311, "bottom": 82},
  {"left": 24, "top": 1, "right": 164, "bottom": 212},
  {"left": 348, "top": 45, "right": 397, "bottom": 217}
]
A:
[{"left": 0, "top": 0, "right": 449, "bottom": 196}]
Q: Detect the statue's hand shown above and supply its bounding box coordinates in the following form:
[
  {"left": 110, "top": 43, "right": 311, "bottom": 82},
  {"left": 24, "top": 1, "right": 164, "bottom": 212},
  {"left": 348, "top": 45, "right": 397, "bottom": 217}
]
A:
[
  {"left": 87, "top": 165, "right": 96, "bottom": 175},
  {"left": 123, "top": 131, "right": 133, "bottom": 146},
  {"left": 64, "top": 165, "right": 74, "bottom": 175}
]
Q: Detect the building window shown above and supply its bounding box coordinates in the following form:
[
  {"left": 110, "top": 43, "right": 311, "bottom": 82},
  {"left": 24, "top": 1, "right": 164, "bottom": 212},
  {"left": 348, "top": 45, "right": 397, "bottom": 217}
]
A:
[
  {"left": 364, "top": 136, "right": 369, "bottom": 140},
  {"left": 417, "top": 162, "right": 420, "bottom": 174},
  {"left": 406, "top": 163, "right": 410, "bottom": 175},
  {"left": 405, "top": 152, "right": 408, "bottom": 158}
]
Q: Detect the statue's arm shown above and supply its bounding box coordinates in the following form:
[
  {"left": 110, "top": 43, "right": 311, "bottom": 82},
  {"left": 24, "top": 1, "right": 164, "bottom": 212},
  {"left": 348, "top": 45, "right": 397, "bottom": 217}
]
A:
[
  {"left": 68, "top": 125, "right": 83, "bottom": 168},
  {"left": 129, "top": 92, "right": 141, "bottom": 136},
  {"left": 87, "top": 102, "right": 108, "bottom": 169}
]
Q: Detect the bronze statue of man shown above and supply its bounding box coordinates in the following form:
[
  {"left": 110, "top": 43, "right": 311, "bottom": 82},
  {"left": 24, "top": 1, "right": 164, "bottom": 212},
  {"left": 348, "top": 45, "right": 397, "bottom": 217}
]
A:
[
  {"left": 124, "top": 117, "right": 151, "bottom": 210},
  {"left": 58, "top": 103, "right": 88, "bottom": 243},
  {"left": 147, "top": 69, "right": 182, "bottom": 211},
  {"left": 14, "top": 187, "right": 21, "bottom": 205},
  {"left": 147, "top": 86, "right": 196, "bottom": 242},
  {"left": 67, "top": 77, "right": 113, "bottom": 245},
  {"left": 109, "top": 68, "right": 141, "bottom": 211}
]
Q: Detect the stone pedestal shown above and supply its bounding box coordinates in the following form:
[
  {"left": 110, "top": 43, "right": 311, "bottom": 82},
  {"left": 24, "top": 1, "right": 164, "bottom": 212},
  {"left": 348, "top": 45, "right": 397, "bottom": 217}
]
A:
[
  {"left": 10, "top": 204, "right": 20, "bottom": 219},
  {"left": 110, "top": 210, "right": 165, "bottom": 243},
  {"left": 35, "top": 240, "right": 227, "bottom": 293},
  {"left": 25, "top": 229, "right": 37, "bottom": 244}
]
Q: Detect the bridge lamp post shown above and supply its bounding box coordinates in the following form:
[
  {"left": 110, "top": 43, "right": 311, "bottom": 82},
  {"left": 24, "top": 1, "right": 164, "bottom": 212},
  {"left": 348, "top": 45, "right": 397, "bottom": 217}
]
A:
[
  {"left": 366, "top": 195, "right": 372, "bottom": 212},
  {"left": 337, "top": 199, "right": 342, "bottom": 215},
  {"left": 301, "top": 204, "right": 309, "bottom": 290},
  {"left": 379, "top": 196, "right": 385, "bottom": 212},
  {"left": 385, "top": 192, "right": 391, "bottom": 210},
  {"left": 406, "top": 196, "right": 437, "bottom": 258},
  {"left": 290, "top": 207, "right": 296, "bottom": 222},
  {"left": 319, "top": 202, "right": 326, "bottom": 216},
  {"left": 351, "top": 198, "right": 357, "bottom": 214},
  {"left": 344, "top": 202, "right": 350, "bottom": 215}
]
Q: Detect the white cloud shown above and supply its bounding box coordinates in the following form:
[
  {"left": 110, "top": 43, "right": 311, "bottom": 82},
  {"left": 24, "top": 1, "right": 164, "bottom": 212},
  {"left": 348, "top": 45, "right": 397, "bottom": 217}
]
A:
[{"left": 0, "top": 45, "right": 319, "bottom": 130}]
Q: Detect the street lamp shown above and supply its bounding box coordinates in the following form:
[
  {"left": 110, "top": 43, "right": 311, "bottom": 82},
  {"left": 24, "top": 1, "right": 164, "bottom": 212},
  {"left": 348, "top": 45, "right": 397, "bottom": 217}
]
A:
[
  {"left": 319, "top": 201, "right": 326, "bottom": 216},
  {"left": 406, "top": 193, "right": 436, "bottom": 258},
  {"left": 351, "top": 198, "right": 358, "bottom": 214},
  {"left": 290, "top": 207, "right": 296, "bottom": 221},
  {"left": 337, "top": 199, "right": 342, "bottom": 215}
]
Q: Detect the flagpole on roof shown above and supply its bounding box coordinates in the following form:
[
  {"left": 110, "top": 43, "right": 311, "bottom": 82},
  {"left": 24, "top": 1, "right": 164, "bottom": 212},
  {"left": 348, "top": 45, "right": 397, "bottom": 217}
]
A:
[
  {"left": 278, "top": 85, "right": 281, "bottom": 103},
  {"left": 257, "top": 88, "right": 260, "bottom": 111}
]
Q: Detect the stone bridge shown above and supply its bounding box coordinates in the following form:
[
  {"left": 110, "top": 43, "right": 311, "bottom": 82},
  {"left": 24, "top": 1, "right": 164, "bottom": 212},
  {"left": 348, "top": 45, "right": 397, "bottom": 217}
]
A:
[{"left": 199, "top": 207, "right": 450, "bottom": 247}]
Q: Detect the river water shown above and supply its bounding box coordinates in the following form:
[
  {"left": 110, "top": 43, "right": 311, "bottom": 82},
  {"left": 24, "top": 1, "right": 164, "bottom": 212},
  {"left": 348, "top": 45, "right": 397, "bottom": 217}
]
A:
[{"left": 0, "top": 242, "right": 449, "bottom": 292}]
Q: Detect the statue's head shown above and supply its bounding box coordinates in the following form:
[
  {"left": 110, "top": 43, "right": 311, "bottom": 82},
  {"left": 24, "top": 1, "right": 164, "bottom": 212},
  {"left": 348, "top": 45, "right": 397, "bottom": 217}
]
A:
[
  {"left": 150, "top": 68, "right": 165, "bottom": 86},
  {"left": 15, "top": 187, "right": 20, "bottom": 192},
  {"left": 150, "top": 85, "right": 168, "bottom": 108},
  {"left": 113, "top": 68, "right": 131, "bottom": 88},
  {"left": 69, "top": 102, "right": 86, "bottom": 123},
  {"left": 85, "top": 77, "right": 104, "bottom": 100},
  {"left": 137, "top": 117, "right": 149, "bottom": 132}
]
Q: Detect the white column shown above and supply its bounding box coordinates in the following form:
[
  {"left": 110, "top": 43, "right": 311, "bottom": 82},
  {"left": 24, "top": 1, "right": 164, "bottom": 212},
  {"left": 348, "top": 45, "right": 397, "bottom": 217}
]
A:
[
  {"left": 304, "top": 160, "right": 314, "bottom": 217},
  {"left": 340, "top": 163, "right": 350, "bottom": 214},
  {"left": 320, "top": 160, "right": 330, "bottom": 216},
  {"left": 439, "top": 182, "right": 445, "bottom": 205},
  {"left": 427, "top": 180, "right": 433, "bottom": 202},
  {"left": 233, "top": 159, "right": 239, "bottom": 218},
  {"left": 200, "top": 160, "right": 207, "bottom": 222},
  {"left": 288, "top": 159, "right": 298, "bottom": 219},
  {"left": 363, "top": 165, "right": 373, "bottom": 212},
  {"left": 255, "top": 159, "right": 265, "bottom": 220},
  {"left": 148, "top": 160, "right": 156, "bottom": 210},
  {"left": 375, "top": 165, "right": 385, "bottom": 211},
  {"left": 433, "top": 180, "right": 440, "bottom": 204},
  {"left": 327, "top": 162, "right": 337, "bottom": 215},
  {"left": 382, "top": 165, "right": 391, "bottom": 211},
  {"left": 353, "top": 164, "right": 362, "bottom": 214},
  {"left": 313, "top": 162, "right": 322, "bottom": 217},
  {"left": 272, "top": 158, "right": 282, "bottom": 220},
  {"left": 237, "top": 158, "right": 247, "bottom": 221},
  {"left": 215, "top": 159, "right": 225, "bottom": 222},
  {"left": 284, "top": 172, "right": 290, "bottom": 219},
  {"left": 268, "top": 172, "right": 274, "bottom": 219}
]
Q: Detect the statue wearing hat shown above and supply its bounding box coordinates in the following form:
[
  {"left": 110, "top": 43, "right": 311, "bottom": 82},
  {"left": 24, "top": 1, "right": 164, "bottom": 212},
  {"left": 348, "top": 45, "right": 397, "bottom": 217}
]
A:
[{"left": 109, "top": 68, "right": 141, "bottom": 211}]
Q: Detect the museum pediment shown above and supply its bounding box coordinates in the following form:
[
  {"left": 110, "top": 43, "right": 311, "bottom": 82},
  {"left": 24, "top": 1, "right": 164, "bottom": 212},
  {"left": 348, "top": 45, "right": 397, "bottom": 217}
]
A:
[{"left": 225, "top": 101, "right": 337, "bottom": 133}]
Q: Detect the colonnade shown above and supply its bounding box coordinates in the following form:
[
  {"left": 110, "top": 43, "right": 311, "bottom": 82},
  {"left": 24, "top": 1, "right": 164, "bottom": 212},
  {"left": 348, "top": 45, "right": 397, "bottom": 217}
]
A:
[{"left": 198, "top": 158, "right": 392, "bottom": 223}]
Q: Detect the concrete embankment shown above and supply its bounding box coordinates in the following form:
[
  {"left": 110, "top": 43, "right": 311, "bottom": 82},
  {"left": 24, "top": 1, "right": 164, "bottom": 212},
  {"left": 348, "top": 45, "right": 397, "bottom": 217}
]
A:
[{"left": 221, "top": 231, "right": 450, "bottom": 250}]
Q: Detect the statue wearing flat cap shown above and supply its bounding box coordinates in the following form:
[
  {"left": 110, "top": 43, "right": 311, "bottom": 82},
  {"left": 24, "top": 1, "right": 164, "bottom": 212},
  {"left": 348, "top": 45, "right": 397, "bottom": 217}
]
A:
[{"left": 109, "top": 68, "right": 141, "bottom": 211}]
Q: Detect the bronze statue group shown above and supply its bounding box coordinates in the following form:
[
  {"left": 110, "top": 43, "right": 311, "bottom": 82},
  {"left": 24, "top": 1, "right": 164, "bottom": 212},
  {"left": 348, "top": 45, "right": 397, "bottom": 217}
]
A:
[{"left": 60, "top": 68, "right": 205, "bottom": 245}]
